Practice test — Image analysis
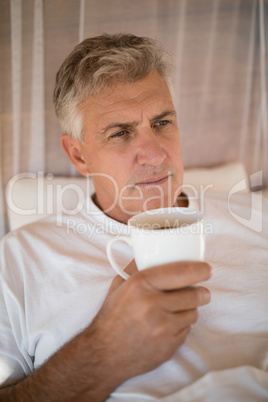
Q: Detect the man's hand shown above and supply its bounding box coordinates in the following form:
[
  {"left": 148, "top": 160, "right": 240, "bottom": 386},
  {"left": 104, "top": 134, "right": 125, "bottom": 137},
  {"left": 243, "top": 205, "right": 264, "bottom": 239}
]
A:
[
  {"left": 88, "top": 260, "right": 212, "bottom": 384},
  {"left": 0, "top": 260, "right": 212, "bottom": 402}
]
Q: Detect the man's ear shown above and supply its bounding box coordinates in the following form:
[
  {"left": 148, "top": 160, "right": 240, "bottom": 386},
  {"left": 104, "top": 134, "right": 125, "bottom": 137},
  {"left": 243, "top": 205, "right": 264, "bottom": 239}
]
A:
[{"left": 60, "top": 134, "right": 89, "bottom": 177}]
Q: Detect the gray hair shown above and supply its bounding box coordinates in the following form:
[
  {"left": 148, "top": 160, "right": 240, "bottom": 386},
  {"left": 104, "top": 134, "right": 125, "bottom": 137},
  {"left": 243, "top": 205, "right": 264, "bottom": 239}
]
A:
[{"left": 53, "top": 33, "right": 174, "bottom": 141}]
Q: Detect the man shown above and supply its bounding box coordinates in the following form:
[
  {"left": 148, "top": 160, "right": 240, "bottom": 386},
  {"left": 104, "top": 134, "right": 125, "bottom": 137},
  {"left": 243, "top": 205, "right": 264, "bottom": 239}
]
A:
[{"left": 0, "top": 34, "right": 267, "bottom": 401}]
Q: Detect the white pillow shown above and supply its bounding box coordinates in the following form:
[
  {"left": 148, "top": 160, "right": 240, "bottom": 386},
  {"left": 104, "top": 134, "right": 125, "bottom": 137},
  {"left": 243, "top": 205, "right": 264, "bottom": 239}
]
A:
[
  {"left": 6, "top": 162, "right": 249, "bottom": 231},
  {"left": 183, "top": 161, "right": 250, "bottom": 193}
]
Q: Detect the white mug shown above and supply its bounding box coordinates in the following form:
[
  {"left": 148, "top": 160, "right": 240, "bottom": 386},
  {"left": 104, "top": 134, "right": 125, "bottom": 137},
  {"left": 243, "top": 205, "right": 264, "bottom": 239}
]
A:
[{"left": 106, "top": 207, "right": 205, "bottom": 280}]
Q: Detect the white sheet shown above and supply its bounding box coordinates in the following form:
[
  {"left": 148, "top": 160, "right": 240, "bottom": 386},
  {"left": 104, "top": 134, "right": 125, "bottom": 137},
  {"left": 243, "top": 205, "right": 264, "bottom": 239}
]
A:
[
  {"left": 1, "top": 191, "right": 267, "bottom": 400},
  {"left": 160, "top": 366, "right": 268, "bottom": 402}
]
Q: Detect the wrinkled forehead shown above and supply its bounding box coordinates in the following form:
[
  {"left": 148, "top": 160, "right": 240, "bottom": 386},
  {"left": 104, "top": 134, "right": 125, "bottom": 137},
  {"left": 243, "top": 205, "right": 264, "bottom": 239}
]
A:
[{"left": 80, "top": 71, "right": 175, "bottom": 126}]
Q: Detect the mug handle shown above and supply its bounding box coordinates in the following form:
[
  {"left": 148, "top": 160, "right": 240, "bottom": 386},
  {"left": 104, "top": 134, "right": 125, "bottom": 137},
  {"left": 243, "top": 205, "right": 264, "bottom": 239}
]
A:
[{"left": 106, "top": 236, "right": 132, "bottom": 280}]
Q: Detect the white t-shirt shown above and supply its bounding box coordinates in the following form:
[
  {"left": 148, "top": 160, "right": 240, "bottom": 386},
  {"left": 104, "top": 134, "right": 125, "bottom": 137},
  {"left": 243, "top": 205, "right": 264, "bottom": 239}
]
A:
[{"left": 0, "top": 191, "right": 268, "bottom": 401}]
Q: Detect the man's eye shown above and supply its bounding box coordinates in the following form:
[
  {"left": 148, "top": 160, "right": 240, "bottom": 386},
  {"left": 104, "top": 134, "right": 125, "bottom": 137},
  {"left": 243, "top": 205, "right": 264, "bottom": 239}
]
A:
[
  {"left": 110, "top": 130, "right": 128, "bottom": 139},
  {"left": 154, "top": 120, "right": 170, "bottom": 127}
]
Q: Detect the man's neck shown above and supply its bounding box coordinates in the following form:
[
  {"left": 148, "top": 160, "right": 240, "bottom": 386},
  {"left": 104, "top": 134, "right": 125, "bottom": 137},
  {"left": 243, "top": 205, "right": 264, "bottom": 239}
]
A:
[
  {"left": 92, "top": 192, "right": 189, "bottom": 223},
  {"left": 176, "top": 192, "right": 189, "bottom": 208}
]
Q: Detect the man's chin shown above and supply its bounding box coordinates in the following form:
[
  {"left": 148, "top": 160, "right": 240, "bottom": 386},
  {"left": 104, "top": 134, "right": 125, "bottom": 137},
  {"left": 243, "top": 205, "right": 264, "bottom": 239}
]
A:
[{"left": 120, "top": 199, "right": 176, "bottom": 217}]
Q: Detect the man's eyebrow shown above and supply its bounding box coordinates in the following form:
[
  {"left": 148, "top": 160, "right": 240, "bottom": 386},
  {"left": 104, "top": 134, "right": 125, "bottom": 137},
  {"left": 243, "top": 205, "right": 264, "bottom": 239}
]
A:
[
  {"left": 99, "top": 121, "right": 137, "bottom": 136},
  {"left": 151, "top": 110, "right": 177, "bottom": 122},
  {"left": 99, "top": 110, "right": 177, "bottom": 136}
]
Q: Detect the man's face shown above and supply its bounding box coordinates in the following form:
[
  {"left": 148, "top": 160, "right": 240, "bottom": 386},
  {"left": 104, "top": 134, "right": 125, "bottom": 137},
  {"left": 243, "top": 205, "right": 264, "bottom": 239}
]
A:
[{"left": 79, "top": 70, "right": 183, "bottom": 223}]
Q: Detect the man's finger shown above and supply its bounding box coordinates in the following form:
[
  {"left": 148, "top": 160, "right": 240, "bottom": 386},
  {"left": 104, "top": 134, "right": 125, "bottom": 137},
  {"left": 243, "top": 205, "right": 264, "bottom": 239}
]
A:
[
  {"left": 161, "top": 286, "right": 211, "bottom": 313},
  {"left": 141, "top": 261, "right": 213, "bottom": 291},
  {"left": 109, "top": 259, "right": 138, "bottom": 292}
]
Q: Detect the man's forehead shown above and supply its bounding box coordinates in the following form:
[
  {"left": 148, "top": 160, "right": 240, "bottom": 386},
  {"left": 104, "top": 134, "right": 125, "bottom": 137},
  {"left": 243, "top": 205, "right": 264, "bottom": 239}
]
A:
[
  {"left": 97, "top": 100, "right": 176, "bottom": 122},
  {"left": 82, "top": 71, "right": 175, "bottom": 132},
  {"left": 91, "top": 89, "right": 174, "bottom": 120}
]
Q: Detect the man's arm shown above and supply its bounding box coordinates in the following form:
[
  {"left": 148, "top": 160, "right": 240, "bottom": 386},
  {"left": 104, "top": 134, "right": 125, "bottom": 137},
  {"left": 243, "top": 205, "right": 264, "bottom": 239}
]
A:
[{"left": 0, "top": 261, "right": 212, "bottom": 402}]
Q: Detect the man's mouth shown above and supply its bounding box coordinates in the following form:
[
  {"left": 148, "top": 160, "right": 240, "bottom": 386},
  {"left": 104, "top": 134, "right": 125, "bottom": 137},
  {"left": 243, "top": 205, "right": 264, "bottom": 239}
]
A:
[{"left": 135, "top": 173, "right": 171, "bottom": 187}]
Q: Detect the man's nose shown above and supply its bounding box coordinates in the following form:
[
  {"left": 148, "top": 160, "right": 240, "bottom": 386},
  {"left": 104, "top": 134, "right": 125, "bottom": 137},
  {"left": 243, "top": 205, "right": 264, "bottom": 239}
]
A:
[{"left": 136, "top": 129, "right": 167, "bottom": 166}]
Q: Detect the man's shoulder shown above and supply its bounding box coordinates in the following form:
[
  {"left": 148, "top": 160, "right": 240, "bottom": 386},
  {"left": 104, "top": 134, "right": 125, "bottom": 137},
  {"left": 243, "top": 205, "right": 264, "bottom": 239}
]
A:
[{"left": 2, "top": 214, "right": 59, "bottom": 242}]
